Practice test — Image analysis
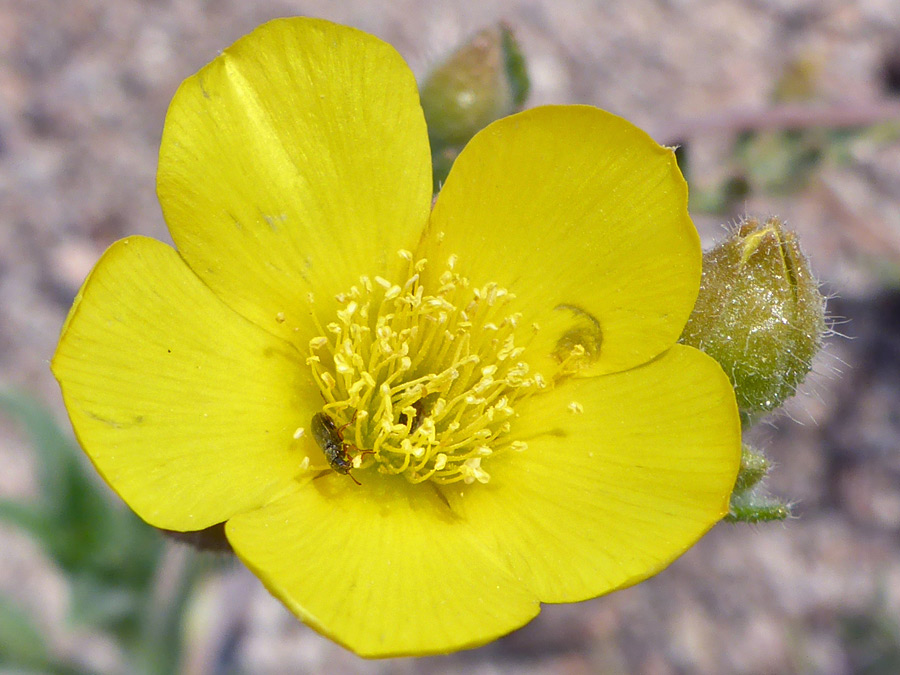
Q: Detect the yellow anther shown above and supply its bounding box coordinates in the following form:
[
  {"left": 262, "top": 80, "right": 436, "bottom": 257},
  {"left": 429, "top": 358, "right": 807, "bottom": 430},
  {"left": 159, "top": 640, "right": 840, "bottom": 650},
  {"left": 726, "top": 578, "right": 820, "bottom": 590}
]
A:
[{"left": 333, "top": 353, "right": 352, "bottom": 374}]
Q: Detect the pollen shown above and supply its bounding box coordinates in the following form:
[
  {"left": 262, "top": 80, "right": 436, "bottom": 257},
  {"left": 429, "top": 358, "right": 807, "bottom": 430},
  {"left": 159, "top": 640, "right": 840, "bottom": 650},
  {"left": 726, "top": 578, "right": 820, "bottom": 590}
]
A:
[{"left": 305, "top": 254, "right": 547, "bottom": 485}]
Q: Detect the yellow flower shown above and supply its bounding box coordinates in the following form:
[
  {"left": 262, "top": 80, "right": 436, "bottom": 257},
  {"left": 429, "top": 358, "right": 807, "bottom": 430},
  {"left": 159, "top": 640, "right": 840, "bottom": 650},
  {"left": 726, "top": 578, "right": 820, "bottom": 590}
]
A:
[{"left": 52, "top": 18, "right": 740, "bottom": 657}]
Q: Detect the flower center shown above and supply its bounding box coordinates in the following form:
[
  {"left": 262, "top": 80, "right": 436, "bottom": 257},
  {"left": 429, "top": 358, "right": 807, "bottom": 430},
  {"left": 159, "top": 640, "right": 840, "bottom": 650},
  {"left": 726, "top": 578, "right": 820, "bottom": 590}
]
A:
[{"left": 304, "top": 251, "right": 546, "bottom": 485}]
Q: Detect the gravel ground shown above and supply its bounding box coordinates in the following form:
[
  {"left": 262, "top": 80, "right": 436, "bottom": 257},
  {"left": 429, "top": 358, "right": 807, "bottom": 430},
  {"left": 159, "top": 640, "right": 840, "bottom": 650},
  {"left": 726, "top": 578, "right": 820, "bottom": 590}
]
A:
[{"left": 3, "top": 1, "right": 900, "bottom": 673}]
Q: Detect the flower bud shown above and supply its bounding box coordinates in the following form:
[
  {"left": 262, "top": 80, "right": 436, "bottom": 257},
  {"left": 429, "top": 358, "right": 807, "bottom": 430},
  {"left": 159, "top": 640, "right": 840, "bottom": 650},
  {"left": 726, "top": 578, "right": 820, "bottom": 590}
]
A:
[
  {"left": 420, "top": 23, "right": 529, "bottom": 189},
  {"left": 681, "top": 216, "right": 826, "bottom": 416}
]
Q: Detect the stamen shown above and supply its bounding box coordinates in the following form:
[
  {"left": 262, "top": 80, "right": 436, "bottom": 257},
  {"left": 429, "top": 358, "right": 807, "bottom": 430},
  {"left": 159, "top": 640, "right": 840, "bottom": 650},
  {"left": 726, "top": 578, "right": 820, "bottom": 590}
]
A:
[{"left": 304, "top": 253, "right": 550, "bottom": 485}]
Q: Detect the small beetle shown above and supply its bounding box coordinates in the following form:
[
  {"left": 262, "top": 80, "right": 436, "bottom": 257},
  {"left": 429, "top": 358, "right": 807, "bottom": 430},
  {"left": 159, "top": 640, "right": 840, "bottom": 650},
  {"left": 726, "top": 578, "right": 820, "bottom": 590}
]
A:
[
  {"left": 310, "top": 411, "right": 370, "bottom": 485},
  {"left": 398, "top": 398, "right": 427, "bottom": 433}
]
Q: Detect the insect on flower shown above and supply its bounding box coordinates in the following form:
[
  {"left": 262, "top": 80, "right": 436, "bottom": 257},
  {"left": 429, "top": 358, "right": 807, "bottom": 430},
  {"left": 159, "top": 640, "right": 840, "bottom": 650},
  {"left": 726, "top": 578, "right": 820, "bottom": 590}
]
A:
[{"left": 310, "top": 411, "right": 372, "bottom": 485}]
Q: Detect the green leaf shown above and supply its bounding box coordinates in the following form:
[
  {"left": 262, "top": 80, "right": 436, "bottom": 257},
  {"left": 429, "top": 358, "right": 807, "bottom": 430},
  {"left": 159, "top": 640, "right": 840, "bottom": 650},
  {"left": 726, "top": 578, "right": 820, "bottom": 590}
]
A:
[
  {"left": 0, "top": 595, "right": 51, "bottom": 669},
  {"left": 0, "top": 391, "right": 78, "bottom": 502},
  {"left": 68, "top": 576, "right": 144, "bottom": 638},
  {"left": 0, "top": 499, "right": 50, "bottom": 541},
  {"left": 0, "top": 391, "right": 165, "bottom": 630},
  {"left": 0, "top": 393, "right": 102, "bottom": 569}
]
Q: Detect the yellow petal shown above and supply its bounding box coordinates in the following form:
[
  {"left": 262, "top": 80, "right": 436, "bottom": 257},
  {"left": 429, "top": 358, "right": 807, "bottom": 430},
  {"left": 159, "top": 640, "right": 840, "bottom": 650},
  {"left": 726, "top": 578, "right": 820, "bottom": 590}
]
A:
[
  {"left": 446, "top": 344, "right": 740, "bottom": 602},
  {"left": 225, "top": 474, "right": 539, "bottom": 657},
  {"left": 52, "top": 237, "right": 315, "bottom": 530},
  {"left": 423, "top": 105, "right": 699, "bottom": 376},
  {"left": 158, "top": 18, "right": 432, "bottom": 344}
]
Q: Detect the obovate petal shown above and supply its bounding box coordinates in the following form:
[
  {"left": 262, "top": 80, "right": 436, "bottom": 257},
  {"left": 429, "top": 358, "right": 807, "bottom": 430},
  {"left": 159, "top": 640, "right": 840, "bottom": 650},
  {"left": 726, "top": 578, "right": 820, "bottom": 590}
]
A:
[
  {"left": 422, "top": 105, "right": 699, "bottom": 376},
  {"left": 445, "top": 344, "right": 740, "bottom": 602},
  {"left": 158, "top": 18, "right": 432, "bottom": 344},
  {"left": 52, "top": 237, "right": 316, "bottom": 531},
  {"left": 225, "top": 473, "right": 539, "bottom": 657}
]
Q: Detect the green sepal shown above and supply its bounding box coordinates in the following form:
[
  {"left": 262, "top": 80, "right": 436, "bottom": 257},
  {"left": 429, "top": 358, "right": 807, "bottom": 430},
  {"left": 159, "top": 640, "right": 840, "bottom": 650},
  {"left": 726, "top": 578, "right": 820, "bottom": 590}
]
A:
[
  {"left": 733, "top": 444, "right": 770, "bottom": 493},
  {"left": 726, "top": 492, "right": 792, "bottom": 523}
]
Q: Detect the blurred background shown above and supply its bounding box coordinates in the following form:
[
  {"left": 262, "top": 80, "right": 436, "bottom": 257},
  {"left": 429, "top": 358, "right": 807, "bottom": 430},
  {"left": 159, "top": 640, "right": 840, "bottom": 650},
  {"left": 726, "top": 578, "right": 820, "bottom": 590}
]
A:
[{"left": 2, "top": 1, "right": 900, "bottom": 673}]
